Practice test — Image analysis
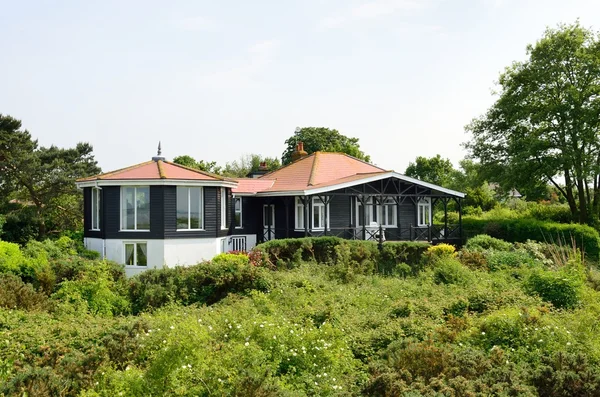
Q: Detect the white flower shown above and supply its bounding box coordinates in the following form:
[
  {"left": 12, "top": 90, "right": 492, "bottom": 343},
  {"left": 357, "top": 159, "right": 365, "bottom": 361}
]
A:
[
  {"left": 481, "top": 331, "right": 486, "bottom": 335},
  {"left": 273, "top": 335, "right": 277, "bottom": 339},
  {"left": 162, "top": 340, "right": 166, "bottom": 344},
  {"left": 170, "top": 325, "right": 175, "bottom": 330},
  {"left": 245, "top": 342, "right": 250, "bottom": 346},
  {"left": 567, "top": 342, "right": 572, "bottom": 346}
]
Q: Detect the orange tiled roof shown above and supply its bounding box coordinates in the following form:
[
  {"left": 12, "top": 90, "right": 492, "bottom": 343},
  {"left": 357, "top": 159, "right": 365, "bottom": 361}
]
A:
[
  {"left": 251, "top": 152, "right": 386, "bottom": 193},
  {"left": 232, "top": 178, "right": 275, "bottom": 194},
  {"left": 77, "top": 160, "right": 227, "bottom": 182}
]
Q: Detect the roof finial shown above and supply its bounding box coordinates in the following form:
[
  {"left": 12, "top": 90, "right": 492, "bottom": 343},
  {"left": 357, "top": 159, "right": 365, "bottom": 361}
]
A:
[{"left": 152, "top": 141, "right": 165, "bottom": 162}]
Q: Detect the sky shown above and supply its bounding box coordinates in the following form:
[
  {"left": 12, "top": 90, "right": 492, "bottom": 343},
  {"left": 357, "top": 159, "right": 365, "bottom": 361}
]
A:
[{"left": 1, "top": 0, "right": 599, "bottom": 173}]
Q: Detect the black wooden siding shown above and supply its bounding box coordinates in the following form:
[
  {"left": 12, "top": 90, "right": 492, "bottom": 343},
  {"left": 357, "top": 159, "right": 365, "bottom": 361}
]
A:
[{"left": 83, "top": 186, "right": 231, "bottom": 240}]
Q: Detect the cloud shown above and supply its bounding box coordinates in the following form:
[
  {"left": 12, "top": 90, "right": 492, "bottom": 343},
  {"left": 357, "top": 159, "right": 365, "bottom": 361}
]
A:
[
  {"left": 318, "top": 0, "right": 429, "bottom": 29},
  {"left": 175, "top": 16, "right": 219, "bottom": 32}
]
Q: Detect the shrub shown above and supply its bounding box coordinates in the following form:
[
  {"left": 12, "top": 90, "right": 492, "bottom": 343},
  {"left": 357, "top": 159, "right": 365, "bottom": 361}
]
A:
[
  {"left": 432, "top": 258, "right": 473, "bottom": 285},
  {"left": 0, "top": 274, "right": 52, "bottom": 311},
  {"left": 527, "top": 202, "right": 572, "bottom": 223},
  {"left": 465, "top": 234, "right": 513, "bottom": 252},
  {"left": 462, "top": 218, "right": 600, "bottom": 259},
  {"left": 128, "top": 253, "right": 270, "bottom": 314},
  {"left": 0, "top": 240, "right": 27, "bottom": 274},
  {"left": 531, "top": 351, "right": 600, "bottom": 396},
  {"left": 457, "top": 249, "right": 488, "bottom": 270},
  {"left": 255, "top": 237, "right": 429, "bottom": 275},
  {"left": 523, "top": 269, "right": 582, "bottom": 309},
  {"left": 486, "top": 249, "right": 538, "bottom": 271}
]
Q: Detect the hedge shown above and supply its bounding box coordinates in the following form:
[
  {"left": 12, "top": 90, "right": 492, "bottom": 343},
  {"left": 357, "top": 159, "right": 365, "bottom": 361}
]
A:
[
  {"left": 254, "top": 237, "right": 430, "bottom": 274},
  {"left": 462, "top": 217, "right": 600, "bottom": 259}
]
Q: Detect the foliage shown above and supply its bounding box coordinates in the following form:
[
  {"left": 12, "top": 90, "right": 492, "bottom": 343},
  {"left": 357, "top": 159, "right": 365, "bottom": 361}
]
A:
[
  {"left": 0, "top": 274, "right": 52, "bottom": 311},
  {"left": 524, "top": 268, "right": 583, "bottom": 309},
  {"left": 281, "top": 127, "right": 370, "bottom": 165},
  {"left": 465, "top": 22, "right": 600, "bottom": 224},
  {"left": 128, "top": 253, "right": 270, "bottom": 314},
  {"left": 462, "top": 217, "right": 600, "bottom": 259},
  {"left": 171, "top": 154, "right": 222, "bottom": 175},
  {"left": 465, "top": 234, "right": 513, "bottom": 252},
  {"left": 222, "top": 154, "right": 281, "bottom": 177},
  {"left": 404, "top": 154, "right": 458, "bottom": 187},
  {"left": 0, "top": 114, "right": 101, "bottom": 240},
  {"left": 432, "top": 257, "right": 473, "bottom": 285}
]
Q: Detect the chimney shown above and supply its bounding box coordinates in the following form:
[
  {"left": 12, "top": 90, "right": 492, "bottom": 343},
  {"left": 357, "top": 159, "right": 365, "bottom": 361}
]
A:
[
  {"left": 291, "top": 141, "right": 308, "bottom": 162},
  {"left": 246, "top": 161, "right": 270, "bottom": 178},
  {"left": 258, "top": 161, "right": 268, "bottom": 171}
]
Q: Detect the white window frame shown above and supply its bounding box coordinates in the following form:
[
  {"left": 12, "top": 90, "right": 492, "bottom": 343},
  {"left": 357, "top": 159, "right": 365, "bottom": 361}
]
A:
[
  {"left": 221, "top": 188, "right": 227, "bottom": 230},
  {"left": 417, "top": 197, "right": 432, "bottom": 226},
  {"left": 355, "top": 197, "right": 398, "bottom": 228},
  {"left": 381, "top": 198, "right": 397, "bottom": 228},
  {"left": 124, "top": 241, "right": 148, "bottom": 267},
  {"left": 294, "top": 197, "right": 305, "bottom": 230},
  {"left": 234, "top": 197, "right": 243, "bottom": 229},
  {"left": 91, "top": 187, "right": 101, "bottom": 231},
  {"left": 311, "top": 197, "right": 329, "bottom": 231},
  {"left": 121, "top": 186, "right": 150, "bottom": 231},
  {"left": 177, "top": 186, "right": 204, "bottom": 230}
]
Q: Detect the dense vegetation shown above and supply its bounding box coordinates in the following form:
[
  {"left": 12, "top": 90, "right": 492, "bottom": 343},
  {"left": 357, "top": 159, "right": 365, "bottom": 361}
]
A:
[{"left": 2, "top": 236, "right": 600, "bottom": 396}]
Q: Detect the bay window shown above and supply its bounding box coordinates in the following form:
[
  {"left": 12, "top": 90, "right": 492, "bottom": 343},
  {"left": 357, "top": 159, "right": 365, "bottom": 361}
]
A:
[
  {"left": 356, "top": 197, "right": 397, "bottom": 227},
  {"left": 312, "top": 197, "right": 329, "bottom": 230},
  {"left": 177, "top": 187, "right": 203, "bottom": 230},
  {"left": 121, "top": 187, "right": 150, "bottom": 230}
]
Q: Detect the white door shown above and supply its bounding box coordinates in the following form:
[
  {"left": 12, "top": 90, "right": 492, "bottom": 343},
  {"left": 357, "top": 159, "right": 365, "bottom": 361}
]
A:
[{"left": 263, "top": 204, "right": 275, "bottom": 241}]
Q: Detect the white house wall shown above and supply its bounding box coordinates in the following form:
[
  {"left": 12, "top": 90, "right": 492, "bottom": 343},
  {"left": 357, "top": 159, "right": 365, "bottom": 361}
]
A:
[{"left": 163, "top": 238, "right": 221, "bottom": 267}]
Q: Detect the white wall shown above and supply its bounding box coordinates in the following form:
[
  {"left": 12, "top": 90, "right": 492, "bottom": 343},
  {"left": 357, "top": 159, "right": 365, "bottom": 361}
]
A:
[
  {"left": 84, "top": 238, "right": 105, "bottom": 259},
  {"left": 84, "top": 235, "right": 259, "bottom": 277},
  {"left": 105, "top": 239, "right": 165, "bottom": 277},
  {"left": 163, "top": 238, "right": 220, "bottom": 267}
]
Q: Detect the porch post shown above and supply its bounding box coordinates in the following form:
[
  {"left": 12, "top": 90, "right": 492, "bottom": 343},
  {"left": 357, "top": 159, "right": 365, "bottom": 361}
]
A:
[
  {"left": 304, "top": 196, "right": 309, "bottom": 237},
  {"left": 361, "top": 196, "right": 367, "bottom": 240},
  {"left": 323, "top": 195, "right": 328, "bottom": 236},
  {"left": 443, "top": 198, "right": 448, "bottom": 241},
  {"left": 458, "top": 198, "right": 463, "bottom": 243},
  {"left": 378, "top": 195, "right": 384, "bottom": 251}
]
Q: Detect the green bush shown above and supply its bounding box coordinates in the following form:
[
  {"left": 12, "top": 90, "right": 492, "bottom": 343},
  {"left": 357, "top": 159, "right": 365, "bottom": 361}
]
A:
[
  {"left": 462, "top": 218, "right": 600, "bottom": 259},
  {"left": 432, "top": 258, "right": 473, "bottom": 285},
  {"left": 255, "top": 237, "right": 429, "bottom": 274},
  {"left": 128, "top": 253, "right": 270, "bottom": 314},
  {"left": 0, "top": 240, "right": 27, "bottom": 274},
  {"left": 465, "top": 234, "right": 513, "bottom": 252},
  {"left": 527, "top": 202, "right": 572, "bottom": 223},
  {"left": 0, "top": 274, "right": 52, "bottom": 311},
  {"left": 486, "top": 249, "right": 538, "bottom": 271},
  {"left": 523, "top": 269, "right": 582, "bottom": 309}
]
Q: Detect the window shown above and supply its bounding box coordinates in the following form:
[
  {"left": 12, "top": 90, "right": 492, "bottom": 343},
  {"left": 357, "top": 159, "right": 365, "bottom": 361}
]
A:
[
  {"left": 312, "top": 197, "right": 329, "bottom": 230},
  {"left": 177, "top": 187, "right": 203, "bottom": 230},
  {"left": 91, "top": 187, "right": 101, "bottom": 230},
  {"left": 121, "top": 187, "right": 150, "bottom": 230},
  {"left": 234, "top": 197, "right": 242, "bottom": 228},
  {"left": 381, "top": 198, "right": 397, "bottom": 227},
  {"left": 221, "top": 188, "right": 227, "bottom": 229},
  {"left": 295, "top": 197, "right": 305, "bottom": 229},
  {"left": 124, "top": 242, "right": 147, "bottom": 266},
  {"left": 356, "top": 197, "right": 397, "bottom": 227},
  {"left": 418, "top": 198, "right": 431, "bottom": 226}
]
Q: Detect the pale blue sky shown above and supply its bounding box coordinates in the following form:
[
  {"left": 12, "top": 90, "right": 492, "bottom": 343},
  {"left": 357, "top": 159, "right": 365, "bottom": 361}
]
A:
[{"left": 1, "top": 0, "right": 598, "bottom": 173}]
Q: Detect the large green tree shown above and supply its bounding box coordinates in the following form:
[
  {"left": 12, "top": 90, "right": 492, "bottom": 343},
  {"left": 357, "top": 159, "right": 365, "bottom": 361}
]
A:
[
  {"left": 0, "top": 114, "right": 101, "bottom": 240},
  {"left": 404, "top": 155, "right": 458, "bottom": 187},
  {"left": 281, "top": 127, "right": 370, "bottom": 165},
  {"left": 466, "top": 22, "right": 600, "bottom": 224}
]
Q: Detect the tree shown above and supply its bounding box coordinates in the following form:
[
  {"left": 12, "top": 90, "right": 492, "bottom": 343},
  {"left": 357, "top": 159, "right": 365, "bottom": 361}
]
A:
[
  {"left": 0, "top": 114, "right": 101, "bottom": 239},
  {"left": 222, "top": 154, "right": 281, "bottom": 178},
  {"left": 465, "top": 22, "right": 600, "bottom": 224},
  {"left": 404, "top": 155, "right": 458, "bottom": 187},
  {"left": 172, "top": 155, "right": 222, "bottom": 175},
  {"left": 281, "top": 127, "right": 370, "bottom": 165}
]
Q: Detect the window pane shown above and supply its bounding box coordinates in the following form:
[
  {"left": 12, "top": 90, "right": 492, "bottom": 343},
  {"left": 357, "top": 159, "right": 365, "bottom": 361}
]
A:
[
  {"left": 296, "top": 203, "right": 304, "bottom": 229},
  {"left": 358, "top": 203, "right": 364, "bottom": 226},
  {"left": 123, "top": 188, "right": 135, "bottom": 230},
  {"left": 234, "top": 198, "right": 242, "bottom": 228},
  {"left": 125, "top": 244, "right": 134, "bottom": 266},
  {"left": 313, "top": 205, "right": 321, "bottom": 228},
  {"left": 176, "top": 187, "right": 189, "bottom": 229},
  {"left": 136, "top": 187, "right": 150, "bottom": 229},
  {"left": 137, "top": 243, "right": 147, "bottom": 266},
  {"left": 190, "top": 188, "right": 201, "bottom": 229},
  {"left": 91, "top": 189, "right": 99, "bottom": 229}
]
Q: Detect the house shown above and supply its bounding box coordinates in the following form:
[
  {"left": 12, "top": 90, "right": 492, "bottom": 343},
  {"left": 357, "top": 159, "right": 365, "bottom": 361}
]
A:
[{"left": 76, "top": 143, "right": 465, "bottom": 276}]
